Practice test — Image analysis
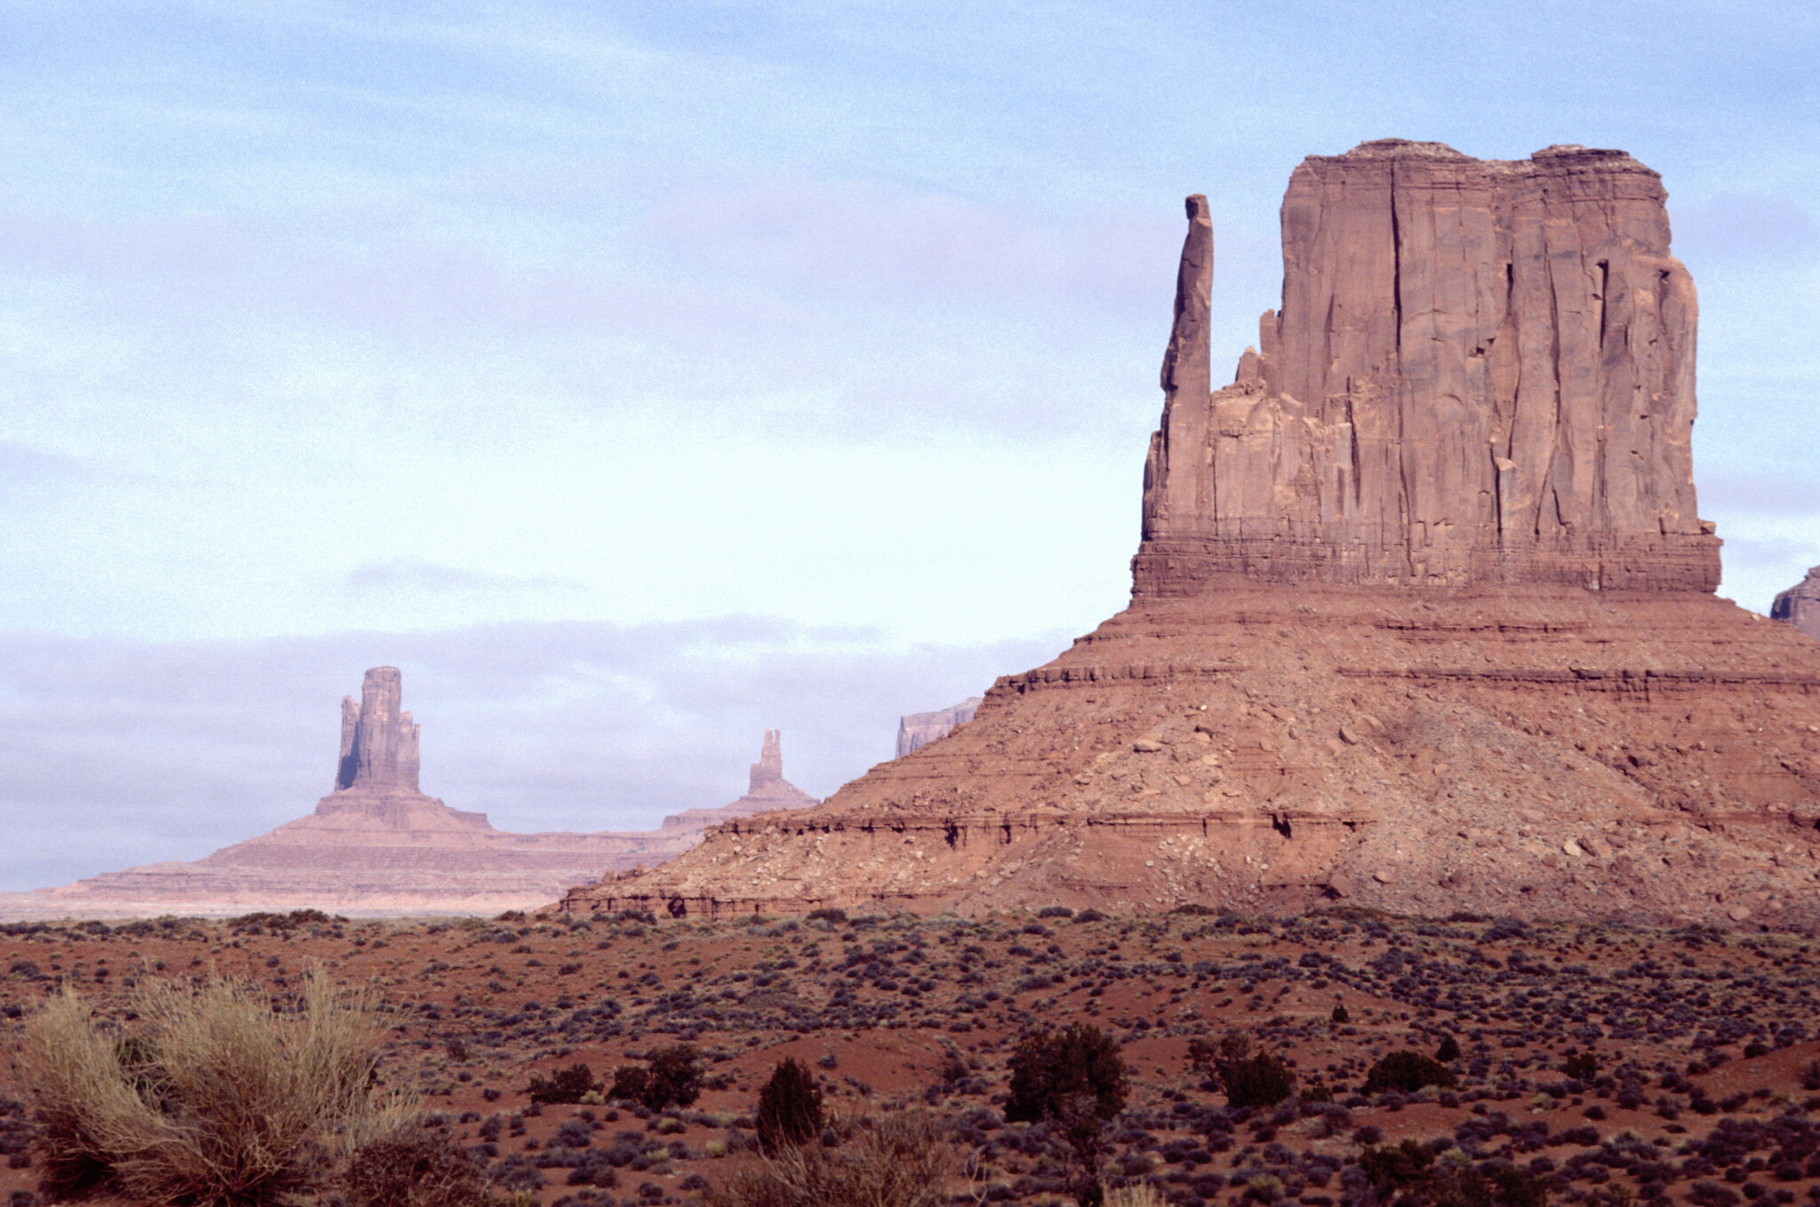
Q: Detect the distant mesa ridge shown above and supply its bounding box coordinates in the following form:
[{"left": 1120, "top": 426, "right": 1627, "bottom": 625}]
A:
[
  {"left": 564, "top": 139, "right": 1820, "bottom": 927},
  {"left": 896, "top": 698, "right": 983, "bottom": 759},
  {"left": 0, "top": 671, "right": 816, "bottom": 918},
  {"left": 1772, "top": 568, "right": 1820, "bottom": 641}
]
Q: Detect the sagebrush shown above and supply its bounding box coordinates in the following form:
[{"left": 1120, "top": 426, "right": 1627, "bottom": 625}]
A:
[
  {"left": 20, "top": 967, "right": 414, "bottom": 1206},
  {"left": 711, "top": 1112, "right": 954, "bottom": 1207}
]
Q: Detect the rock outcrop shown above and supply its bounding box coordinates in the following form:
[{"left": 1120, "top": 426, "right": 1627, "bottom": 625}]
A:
[
  {"left": 564, "top": 141, "right": 1820, "bottom": 928},
  {"left": 1773, "top": 568, "right": 1820, "bottom": 640},
  {"left": 0, "top": 674, "right": 814, "bottom": 918},
  {"left": 896, "top": 698, "right": 983, "bottom": 758},
  {"left": 1138, "top": 141, "right": 1718, "bottom": 596}
]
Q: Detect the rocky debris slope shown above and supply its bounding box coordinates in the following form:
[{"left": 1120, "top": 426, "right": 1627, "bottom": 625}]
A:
[
  {"left": 564, "top": 141, "right": 1820, "bottom": 927},
  {"left": 896, "top": 698, "right": 983, "bottom": 758},
  {"left": 1773, "top": 568, "right": 1820, "bottom": 640},
  {"left": 0, "top": 674, "right": 815, "bottom": 918}
]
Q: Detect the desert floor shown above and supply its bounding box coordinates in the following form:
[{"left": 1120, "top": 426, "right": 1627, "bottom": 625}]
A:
[{"left": 4, "top": 905, "right": 1819, "bottom": 1206}]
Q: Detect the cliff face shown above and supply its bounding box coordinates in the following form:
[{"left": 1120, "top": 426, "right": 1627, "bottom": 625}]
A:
[
  {"left": 1773, "top": 568, "right": 1820, "bottom": 640},
  {"left": 896, "top": 698, "right": 983, "bottom": 758},
  {"left": 1137, "top": 141, "right": 1718, "bottom": 595},
  {"left": 562, "top": 141, "right": 1820, "bottom": 928}
]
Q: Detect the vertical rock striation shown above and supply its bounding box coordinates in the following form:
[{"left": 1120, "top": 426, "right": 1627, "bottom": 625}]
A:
[
  {"left": 335, "top": 667, "right": 421, "bottom": 794},
  {"left": 1135, "top": 140, "right": 1719, "bottom": 595}
]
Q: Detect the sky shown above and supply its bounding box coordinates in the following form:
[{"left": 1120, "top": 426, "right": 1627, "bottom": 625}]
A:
[{"left": 1, "top": 1, "right": 1816, "bottom": 890}]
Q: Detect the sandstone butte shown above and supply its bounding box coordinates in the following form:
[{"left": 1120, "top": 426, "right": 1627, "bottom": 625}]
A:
[
  {"left": 565, "top": 139, "right": 1820, "bottom": 928},
  {"left": 0, "top": 669, "right": 817, "bottom": 919},
  {"left": 1774, "top": 567, "right": 1820, "bottom": 641}
]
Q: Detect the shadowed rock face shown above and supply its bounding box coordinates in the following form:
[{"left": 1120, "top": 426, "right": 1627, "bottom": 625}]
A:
[
  {"left": 1774, "top": 568, "right": 1820, "bottom": 640},
  {"left": 565, "top": 142, "right": 1820, "bottom": 928},
  {"left": 895, "top": 698, "right": 983, "bottom": 758},
  {"left": 1138, "top": 140, "right": 1718, "bottom": 595}
]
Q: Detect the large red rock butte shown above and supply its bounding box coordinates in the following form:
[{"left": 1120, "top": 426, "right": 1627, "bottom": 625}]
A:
[
  {"left": 565, "top": 140, "right": 1820, "bottom": 927},
  {"left": 0, "top": 670, "right": 817, "bottom": 918}
]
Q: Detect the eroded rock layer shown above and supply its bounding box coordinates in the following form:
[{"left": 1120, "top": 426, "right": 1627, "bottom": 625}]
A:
[{"left": 563, "top": 141, "right": 1820, "bottom": 927}]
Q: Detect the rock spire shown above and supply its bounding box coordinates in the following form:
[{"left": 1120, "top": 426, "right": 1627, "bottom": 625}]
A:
[
  {"left": 334, "top": 667, "right": 422, "bottom": 795},
  {"left": 1136, "top": 140, "right": 1719, "bottom": 595},
  {"left": 749, "top": 729, "right": 784, "bottom": 793}
]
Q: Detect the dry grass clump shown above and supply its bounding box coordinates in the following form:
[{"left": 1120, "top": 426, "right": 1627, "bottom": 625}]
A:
[
  {"left": 710, "top": 1112, "right": 955, "bottom": 1207},
  {"left": 1105, "top": 1185, "right": 1170, "bottom": 1207},
  {"left": 341, "top": 1124, "right": 493, "bottom": 1207},
  {"left": 20, "top": 967, "right": 415, "bottom": 1206}
]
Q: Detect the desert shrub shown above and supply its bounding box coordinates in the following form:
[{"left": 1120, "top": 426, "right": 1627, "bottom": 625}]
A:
[
  {"left": 1004, "top": 1024, "right": 1127, "bottom": 1124},
  {"left": 610, "top": 1045, "right": 703, "bottom": 1111},
  {"left": 1105, "top": 1184, "right": 1169, "bottom": 1207},
  {"left": 608, "top": 1065, "right": 649, "bottom": 1105},
  {"left": 1561, "top": 1050, "right": 1599, "bottom": 1081},
  {"left": 1224, "top": 1052, "right": 1295, "bottom": 1108},
  {"left": 341, "top": 1125, "right": 492, "bottom": 1207},
  {"left": 710, "top": 1113, "right": 954, "bottom": 1207},
  {"left": 530, "top": 1063, "right": 601, "bottom": 1105},
  {"left": 807, "top": 908, "right": 848, "bottom": 925},
  {"left": 1436, "top": 1036, "right": 1462, "bottom": 1063},
  {"left": 1361, "top": 1141, "right": 1546, "bottom": 1207},
  {"left": 1364, "top": 1050, "right": 1458, "bottom": 1094},
  {"left": 20, "top": 969, "right": 412, "bottom": 1206},
  {"left": 1189, "top": 1033, "right": 1296, "bottom": 1109},
  {"left": 756, "top": 1058, "right": 825, "bottom": 1153},
  {"left": 1331, "top": 1003, "right": 1351, "bottom": 1024}
]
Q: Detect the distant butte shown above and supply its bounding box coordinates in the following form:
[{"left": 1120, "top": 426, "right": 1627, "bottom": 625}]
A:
[
  {"left": 0, "top": 670, "right": 817, "bottom": 918},
  {"left": 565, "top": 140, "right": 1820, "bottom": 927},
  {"left": 1774, "top": 568, "right": 1820, "bottom": 641}
]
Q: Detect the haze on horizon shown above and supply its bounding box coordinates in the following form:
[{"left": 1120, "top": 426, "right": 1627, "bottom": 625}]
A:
[{"left": 2, "top": 0, "right": 1816, "bottom": 892}]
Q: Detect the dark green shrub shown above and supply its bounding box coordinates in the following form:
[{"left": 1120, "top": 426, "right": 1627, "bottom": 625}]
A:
[
  {"left": 1221, "top": 1051, "right": 1296, "bottom": 1108},
  {"left": 1436, "top": 1035, "right": 1461, "bottom": 1062},
  {"left": 1188, "top": 1032, "right": 1296, "bottom": 1108},
  {"left": 1331, "top": 1003, "right": 1351, "bottom": 1024},
  {"left": 528, "top": 1062, "right": 600, "bottom": 1105},
  {"left": 1361, "top": 1141, "right": 1545, "bottom": 1207},
  {"left": 756, "top": 1058, "right": 825, "bottom": 1153},
  {"left": 609, "top": 1044, "right": 704, "bottom": 1111},
  {"left": 1561, "top": 1050, "right": 1599, "bottom": 1080},
  {"left": 806, "top": 908, "right": 848, "bottom": 924},
  {"left": 607, "top": 1064, "right": 648, "bottom": 1105},
  {"left": 1004, "top": 1024, "right": 1127, "bottom": 1124},
  {"left": 1363, "top": 1050, "right": 1457, "bottom": 1094}
]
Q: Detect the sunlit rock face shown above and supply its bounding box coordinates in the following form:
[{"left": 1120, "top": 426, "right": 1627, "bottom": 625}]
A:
[
  {"left": 566, "top": 142, "right": 1820, "bottom": 929},
  {"left": 1138, "top": 141, "right": 1718, "bottom": 596}
]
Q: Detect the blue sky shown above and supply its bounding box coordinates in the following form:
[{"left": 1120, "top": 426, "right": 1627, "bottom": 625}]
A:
[{"left": 2, "top": 1, "right": 1816, "bottom": 890}]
